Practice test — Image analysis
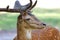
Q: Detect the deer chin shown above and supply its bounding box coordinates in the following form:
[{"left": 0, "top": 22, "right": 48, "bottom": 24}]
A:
[{"left": 25, "top": 29, "right": 32, "bottom": 40}]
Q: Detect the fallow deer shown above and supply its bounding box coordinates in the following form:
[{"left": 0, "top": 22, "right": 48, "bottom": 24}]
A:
[{"left": 13, "top": 0, "right": 60, "bottom": 40}]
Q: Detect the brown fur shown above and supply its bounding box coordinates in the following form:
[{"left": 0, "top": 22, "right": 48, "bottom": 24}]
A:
[
  {"left": 13, "top": 0, "right": 60, "bottom": 40},
  {"left": 13, "top": 15, "right": 60, "bottom": 40},
  {"left": 32, "top": 27, "right": 60, "bottom": 40}
]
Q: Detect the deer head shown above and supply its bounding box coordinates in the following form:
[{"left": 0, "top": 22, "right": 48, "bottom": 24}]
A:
[{"left": 17, "top": 0, "right": 46, "bottom": 29}]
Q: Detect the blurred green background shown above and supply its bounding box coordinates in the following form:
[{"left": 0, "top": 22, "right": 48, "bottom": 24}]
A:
[{"left": 0, "top": 8, "right": 60, "bottom": 31}]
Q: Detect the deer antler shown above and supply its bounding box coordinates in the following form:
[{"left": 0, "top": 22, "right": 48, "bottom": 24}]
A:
[
  {"left": 0, "top": 0, "right": 32, "bottom": 13},
  {"left": 29, "top": 0, "right": 37, "bottom": 10},
  {"left": 25, "top": 0, "right": 32, "bottom": 10}
]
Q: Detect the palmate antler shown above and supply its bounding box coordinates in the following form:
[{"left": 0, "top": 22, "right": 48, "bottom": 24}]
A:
[
  {"left": 0, "top": 0, "right": 33, "bottom": 13},
  {"left": 0, "top": 6, "right": 20, "bottom": 13},
  {"left": 0, "top": 0, "right": 37, "bottom": 13},
  {"left": 18, "top": 0, "right": 37, "bottom": 11}
]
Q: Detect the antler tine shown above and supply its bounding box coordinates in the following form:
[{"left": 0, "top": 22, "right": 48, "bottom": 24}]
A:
[
  {"left": 29, "top": 0, "right": 37, "bottom": 10},
  {"left": 25, "top": 0, "right": 32, "bottom": 10}
]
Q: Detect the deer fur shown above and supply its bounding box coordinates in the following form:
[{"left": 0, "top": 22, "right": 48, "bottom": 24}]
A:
[
  {"left": 13, "top": 14, "right": 60, "bottom": 40},
  {"left": 32, "top": 27, "right": 60, "bottom": 40},
  {"left": 13, "top": 0, "right": 60, "bottom": 40}
]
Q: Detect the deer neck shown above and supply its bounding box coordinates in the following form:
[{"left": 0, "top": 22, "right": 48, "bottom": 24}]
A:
[
  {"left": 17, "top": 15, "right": 26, "bottom": 40},
  {"left": 17, "top": 16, "right": 31, "bottom": 40},
  {"left": 17, "top": 19, "right": 26, "bottom": 40}
]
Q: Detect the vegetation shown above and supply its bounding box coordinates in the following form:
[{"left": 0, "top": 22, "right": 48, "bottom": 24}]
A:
[{"left": 33, "top": 8, "right": 60, "bottom": 13}]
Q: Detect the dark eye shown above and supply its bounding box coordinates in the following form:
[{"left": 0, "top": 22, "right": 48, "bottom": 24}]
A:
[
  {"left": 26, "top": 18, "right": 30, "bottom": 20},
  {"left": 42, "top": 23, "right": 46, "bottom": 26}
]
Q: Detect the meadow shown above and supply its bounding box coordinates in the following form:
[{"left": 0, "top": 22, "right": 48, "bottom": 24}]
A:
[{"left": 0, "top": 8, "right": 60, "bottom": 30}]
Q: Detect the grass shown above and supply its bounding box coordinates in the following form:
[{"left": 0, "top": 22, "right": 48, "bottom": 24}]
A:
[
  {"left": 0, "top": 8, "right": 60, "bottom": 30},
  {"left": 0, "top": 13, "right": 19, "bottom": 30}
]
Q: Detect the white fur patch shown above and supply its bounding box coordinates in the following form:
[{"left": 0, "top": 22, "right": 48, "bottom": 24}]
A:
[{"left": 26, "top": 29, "right": 31, "bottom": 40}]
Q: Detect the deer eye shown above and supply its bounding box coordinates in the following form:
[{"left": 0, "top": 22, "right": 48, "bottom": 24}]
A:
[
  {"left": 26, "top": 18, "right": 30, "bottom": 20},
  {"left": 42, "top": 23, "right": 46, "bottom": 26}
]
